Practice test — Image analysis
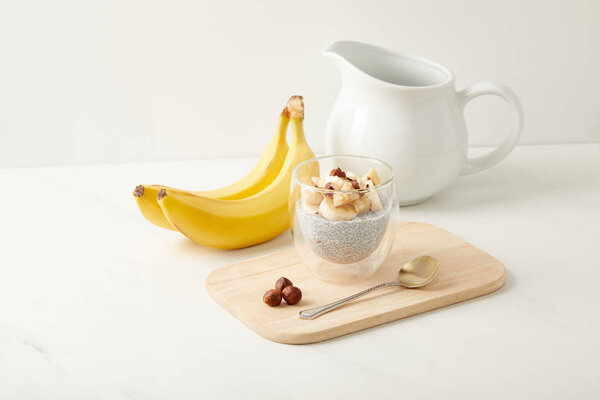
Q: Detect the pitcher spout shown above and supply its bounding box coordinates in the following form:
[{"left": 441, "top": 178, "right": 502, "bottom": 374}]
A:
[
  {"left": 323, "top": 41, "right": 361, "bottom": 83},
  {"left": 323, "top": 40, "right": 453, "bottom": 89},
  {"left": 323, "top": 41, "right": 352, "bottom": 61}
]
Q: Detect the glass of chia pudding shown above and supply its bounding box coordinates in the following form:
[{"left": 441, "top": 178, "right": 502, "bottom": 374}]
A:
[{"left": 290, "top": 155, "right": 398, "bottom": 282}]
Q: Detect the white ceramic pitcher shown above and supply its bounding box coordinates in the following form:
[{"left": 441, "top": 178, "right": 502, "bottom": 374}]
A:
[{"left": 324, "top": 41, "right": 524, "bottom": 205}]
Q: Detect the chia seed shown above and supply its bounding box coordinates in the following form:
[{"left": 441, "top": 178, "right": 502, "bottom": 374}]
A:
[{"left": 295, "top": 194, "right": 391, "bottom": 264}]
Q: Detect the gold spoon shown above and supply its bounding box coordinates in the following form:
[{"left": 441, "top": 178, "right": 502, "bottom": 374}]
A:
[{"left": 299, "top": 255, "right": 441, "bottom": 320}]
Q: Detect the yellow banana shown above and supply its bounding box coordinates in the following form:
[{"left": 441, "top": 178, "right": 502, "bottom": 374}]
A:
[
  {"left": 133, "top": 112, "right": 289, "bottom": 230},
  {"left": 157, "top": 96, "right": 318, "bottom": 249}
]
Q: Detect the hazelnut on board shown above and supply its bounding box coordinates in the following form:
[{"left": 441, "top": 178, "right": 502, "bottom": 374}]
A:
[
  {"left": 275, "top": 277, "right": 293, "bottom": 292},
  {"left": 263, "top": 289, "right": 282, "bottom": 307},
  {"left": 282, "top": 286, "right": 302, "bottom": 305}
]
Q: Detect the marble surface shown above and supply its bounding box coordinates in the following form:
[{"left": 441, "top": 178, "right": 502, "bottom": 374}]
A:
[{"left": 0, "top": 143, "right": 599, "bottom": 399}]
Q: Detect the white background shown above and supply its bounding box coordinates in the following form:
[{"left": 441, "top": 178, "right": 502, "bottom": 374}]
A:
[{"left": 1, "top": 0, "right": 599, "bottom": 168}]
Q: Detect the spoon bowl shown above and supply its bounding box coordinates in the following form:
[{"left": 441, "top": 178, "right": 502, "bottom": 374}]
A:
[
  {"left": 299, "top": 255, "right": 441, "bottom": 319},
  {"left": 397, "top": 255, "right": 440, "bottom": 288}
]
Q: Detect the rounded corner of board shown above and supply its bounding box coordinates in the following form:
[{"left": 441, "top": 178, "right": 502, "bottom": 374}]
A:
[{"left": 487, "top": 262, "right": 507, "bottom": 293}]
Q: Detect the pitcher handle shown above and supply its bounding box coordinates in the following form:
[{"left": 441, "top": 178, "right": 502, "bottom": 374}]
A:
[{"left": 458, "top": 82, "right": 524, "bottom": 175}]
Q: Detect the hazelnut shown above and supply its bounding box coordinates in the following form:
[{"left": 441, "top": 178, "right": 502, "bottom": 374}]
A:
[
  {"left": 323, "top": 182, "right": 335, "bottom": 198},
  {"left": 329, "top": 167, "right": 346, "bottom": 179},
  {"left": 263, "top": 289, "right": 282, "bottom": 307},
  {"left": 350, "top": 179, "right": 360, "bottom": 190},
  {"left": 275, "top": 277, "right": 293, "bottom": 292},
  {"left": 282, "top": 286, "right": 302, "bottom": 305}
]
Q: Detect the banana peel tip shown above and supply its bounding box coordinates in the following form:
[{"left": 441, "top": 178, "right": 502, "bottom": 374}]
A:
[{"left": 133, "top": 185, "right": 144, "bottom": 197}]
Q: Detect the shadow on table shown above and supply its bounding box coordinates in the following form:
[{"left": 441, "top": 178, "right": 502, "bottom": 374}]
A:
[
  {"left": 173, "top": 229, "right": 294, "bottom": 263},
  {"left": 417, "top": 158, "right": 596, "bottom": 212}
]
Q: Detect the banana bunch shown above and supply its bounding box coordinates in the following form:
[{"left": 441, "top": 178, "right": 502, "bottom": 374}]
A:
[{"left": 133, "top": 96, "right": 317, "bottom": 249}]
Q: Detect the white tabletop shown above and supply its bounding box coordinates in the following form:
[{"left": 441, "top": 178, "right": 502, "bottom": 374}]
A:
[{"left": 1, "top": 143, "right": 599, "bottom": 399}]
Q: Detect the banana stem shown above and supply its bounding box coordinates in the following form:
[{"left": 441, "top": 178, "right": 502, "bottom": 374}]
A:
[
  {"left": 276, "top": 113, "right": 290, "bottom": 142},
  {"left": 290, "top": 118, "right": 307, "bottom": 146},
  {"left": 284, "top": 95, "right": 304, "bottom": 120},
  {"left": 284, "top": 95, "right": 305, "bottom": 146}
]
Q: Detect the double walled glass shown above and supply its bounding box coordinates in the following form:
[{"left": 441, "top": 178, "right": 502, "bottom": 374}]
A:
[{"left": 290, "top": 155, "right": 398, "bottom": 283}]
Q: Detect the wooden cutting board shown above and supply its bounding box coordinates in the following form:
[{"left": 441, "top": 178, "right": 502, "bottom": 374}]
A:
[{"left": 206, "top": 222, "right": 505, "bottom": 344}]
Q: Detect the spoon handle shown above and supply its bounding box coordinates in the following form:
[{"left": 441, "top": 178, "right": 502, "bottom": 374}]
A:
[{"left": 299, "top": 282, "right": 399, "bottom": 320}]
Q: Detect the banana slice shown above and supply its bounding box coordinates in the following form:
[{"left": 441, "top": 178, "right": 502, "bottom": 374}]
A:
[
  {"left": 311, "top": 177, "right": 327, "bottom": 187},
  {"left": 324, "top": 175, "right": 347, "bottom": 190},
  {"left": 366, "top": 189, "right": 383, "bottom": 211},
  {"left": 352, "top": 196, "right": 371, "bottom": 214},
  {"left": 363, "top": 168, "right": 382, "bottom": 186},
  {"left": 301, "top": 187, "right": 323, "bottom": 204},
  {"left": 302, "top": 199, "right": 321, "bottom": 214},
  {"left": 357, "top": 177, "right": 368, "bottom": 190},
  {"left": 333, "top": 181, "right": 360, "bottom": 207},
  {"left": 319, "top": 198, "right": 357, "bottom": 221},
  {"left": 345, "top": 171, "right": 358, "bottom": 181}
]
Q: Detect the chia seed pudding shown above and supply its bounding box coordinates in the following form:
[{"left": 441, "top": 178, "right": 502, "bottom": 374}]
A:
[{"left": 296, "top": 193, "right": 392, "bottom": 264}]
